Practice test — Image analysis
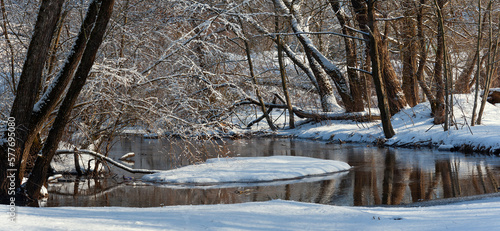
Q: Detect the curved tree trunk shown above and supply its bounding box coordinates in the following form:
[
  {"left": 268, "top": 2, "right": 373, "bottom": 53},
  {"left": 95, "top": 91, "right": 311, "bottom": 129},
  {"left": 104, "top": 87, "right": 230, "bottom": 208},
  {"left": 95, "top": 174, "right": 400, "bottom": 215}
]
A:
[{"left": 274, "top": 0, "right": 358, "bottom": 112}]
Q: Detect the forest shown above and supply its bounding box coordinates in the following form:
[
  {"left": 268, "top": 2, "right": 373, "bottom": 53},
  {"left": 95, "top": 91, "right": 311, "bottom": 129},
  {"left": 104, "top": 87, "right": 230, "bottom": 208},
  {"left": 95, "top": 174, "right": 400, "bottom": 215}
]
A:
[{"left": 0, "top": 0, "right": 499, "bottom": 205}]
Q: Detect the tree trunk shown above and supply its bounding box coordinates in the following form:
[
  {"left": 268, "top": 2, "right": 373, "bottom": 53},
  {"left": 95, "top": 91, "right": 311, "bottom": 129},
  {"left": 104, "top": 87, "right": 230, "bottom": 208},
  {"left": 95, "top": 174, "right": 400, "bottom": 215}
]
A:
[
  {"left": 367, "top": 0, "right": 395, "bottom": 138},
  {"left": 0, "top": 0, "right": 64, "bottom": 204},
  {"left": 431, "top": 0, "right": 447, "bottom": 125},
  {"left": 455, "top": 51, "right": 478, "bottom": 94},
  {"left": 274, "top": 5, "right": 294, "bottom": 128},
  {"left": 240, "top": 19, "right": 277, "bottom": 131},
  {"left": 416, "top": 0, "right": 435, "bottom": 104},
  {"left": 307, "top": 52, "right": 339, "bottom": 112},
  {"left": 329, "top": 0, "right": 364, "bottom": 112},
  {"left": 351, "top": 0, "right": 407, "bottom": 116},
  {"left": 477, "top": 1, "right": 497, "bottom": 125},
  {"left": 274, "top": 0, "right": 357, "bottom": 112},
  {"left": 25, "top": 0, "right": 116, "bottom": 204},
  {"left": 19, "top": 0, "right": 101, "bottom": 187},
  {"left": 380, "top": 40, "right": 408, "bottom": 115},
  {"left": 401, "top": 0, "right": 419, "bottom": 107}
]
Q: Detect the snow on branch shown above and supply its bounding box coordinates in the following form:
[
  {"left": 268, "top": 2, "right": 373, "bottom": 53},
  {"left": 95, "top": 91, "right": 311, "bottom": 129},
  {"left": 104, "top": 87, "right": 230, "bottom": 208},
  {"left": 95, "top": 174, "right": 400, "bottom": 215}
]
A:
[
  {"left": 56, "top": 149, "right": 160, "bottom": 174},
  {"left": 261, "top": 31, "right": 367, "bottom": 42}
]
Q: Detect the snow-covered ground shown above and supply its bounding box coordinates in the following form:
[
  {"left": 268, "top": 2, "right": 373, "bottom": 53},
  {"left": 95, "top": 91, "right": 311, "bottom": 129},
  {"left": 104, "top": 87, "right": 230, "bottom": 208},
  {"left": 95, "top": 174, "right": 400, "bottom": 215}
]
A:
[
  {"left": 3, "top": 196, "right": 500, "bottom": 230},
  {"left": 5, "top": 94, "right": 500, "bottom": 230},
  {"left": 259, "top": 94, "right": 500, "bottom": 154}
]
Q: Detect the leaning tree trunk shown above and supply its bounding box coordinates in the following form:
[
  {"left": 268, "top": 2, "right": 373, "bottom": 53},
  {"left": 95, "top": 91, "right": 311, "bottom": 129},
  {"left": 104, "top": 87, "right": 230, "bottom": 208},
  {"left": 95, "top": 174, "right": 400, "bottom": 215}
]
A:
[
  {"left": 274, "top": 5, "right": 295, "bottom": 128},
  {"left": 239, "top": 18, "right": 277, "bottom": 130},
  {"left": 25, "top": 0, "right": 116, "bottom": 204},
  {"left": 0, "top": 0, "right": 65, "bottom": 204},
  {"left": 274, "top": 0, "right": 358, "bottom": 112}
]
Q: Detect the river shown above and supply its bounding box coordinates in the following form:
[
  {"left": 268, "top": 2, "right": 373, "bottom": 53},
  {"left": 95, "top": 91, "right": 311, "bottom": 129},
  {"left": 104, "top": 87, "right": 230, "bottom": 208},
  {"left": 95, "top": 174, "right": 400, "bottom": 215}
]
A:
[{"left": 46, "top": 136, "right": 500, "bottom": 207}]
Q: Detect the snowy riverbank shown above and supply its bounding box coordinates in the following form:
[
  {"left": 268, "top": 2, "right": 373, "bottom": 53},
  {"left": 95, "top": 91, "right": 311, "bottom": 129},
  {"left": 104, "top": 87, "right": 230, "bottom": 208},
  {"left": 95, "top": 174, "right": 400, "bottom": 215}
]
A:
[
  {"left": 3, "top": 196, "right": 500, "bottom": 230},
  {"left": 268, "top": 94, "right": 500, "bottom": 154}
]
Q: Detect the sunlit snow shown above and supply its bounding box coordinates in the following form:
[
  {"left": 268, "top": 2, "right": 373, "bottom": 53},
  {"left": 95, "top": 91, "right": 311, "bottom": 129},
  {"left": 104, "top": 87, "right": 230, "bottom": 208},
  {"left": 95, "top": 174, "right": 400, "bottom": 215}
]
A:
[
  {"left": 141, "top": 156, "right": 351, "bottom": 187},
  {"left": 4, "top": 197, "right": 500, "bottom": 230}
]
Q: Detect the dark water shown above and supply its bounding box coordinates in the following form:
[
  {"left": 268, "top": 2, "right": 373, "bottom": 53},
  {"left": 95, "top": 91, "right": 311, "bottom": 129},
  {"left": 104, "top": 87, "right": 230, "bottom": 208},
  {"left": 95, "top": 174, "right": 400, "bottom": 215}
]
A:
[{"left": 46, "top": 137, "right": 500, "bottom": 207}]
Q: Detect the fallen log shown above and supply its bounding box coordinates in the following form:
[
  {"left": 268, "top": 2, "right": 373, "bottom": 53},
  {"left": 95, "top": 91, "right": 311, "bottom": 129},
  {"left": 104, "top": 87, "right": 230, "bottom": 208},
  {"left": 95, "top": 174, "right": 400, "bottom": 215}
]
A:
[
  {"left": 235, "top": 98, "right": 380, "bottom": 124},
  {"left": 56, "top": 149, "right": 160, "bottom": 174}
]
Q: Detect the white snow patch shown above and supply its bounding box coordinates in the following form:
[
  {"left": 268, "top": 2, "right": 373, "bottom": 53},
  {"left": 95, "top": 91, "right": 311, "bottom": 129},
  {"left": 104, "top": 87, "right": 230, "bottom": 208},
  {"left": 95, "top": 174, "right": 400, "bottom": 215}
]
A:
[
  {"left": 275, "top": 94, "right": 500, "bottom": 153},
  {"left": 142, "top": 156, "right": 350, "bottom": 186},
  {"left": 51, "top": 153, "right": 104, "bottom": 174},
  {"left": 3, "top": 197, "right": 500, "bottom": 230}
]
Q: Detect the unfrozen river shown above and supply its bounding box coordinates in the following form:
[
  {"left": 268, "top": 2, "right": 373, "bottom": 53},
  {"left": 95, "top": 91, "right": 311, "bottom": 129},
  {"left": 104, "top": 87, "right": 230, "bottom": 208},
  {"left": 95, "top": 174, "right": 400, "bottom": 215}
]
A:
[{"left": 46, "top": 137, "right": 500, "bottom": 207}]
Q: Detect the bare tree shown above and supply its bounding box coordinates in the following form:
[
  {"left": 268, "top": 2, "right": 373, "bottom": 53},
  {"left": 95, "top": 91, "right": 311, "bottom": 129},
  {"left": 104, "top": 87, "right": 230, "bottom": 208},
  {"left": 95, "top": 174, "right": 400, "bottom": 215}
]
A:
[
  {"left": 0, "top": 0, "right": 114, "bottom": 205},
  {"left": 367, "top": 0, "right": 395, "bottom": 138}
]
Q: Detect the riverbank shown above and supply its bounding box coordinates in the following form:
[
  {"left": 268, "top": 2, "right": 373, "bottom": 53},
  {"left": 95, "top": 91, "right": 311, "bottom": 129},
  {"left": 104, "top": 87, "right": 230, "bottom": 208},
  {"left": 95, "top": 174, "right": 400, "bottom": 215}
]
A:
[
  {"left": 4, "top": 196, "right": 500, "bottom": 230},
  {"left": 236, "top": 94, "right": 500, "bottom": 155}
]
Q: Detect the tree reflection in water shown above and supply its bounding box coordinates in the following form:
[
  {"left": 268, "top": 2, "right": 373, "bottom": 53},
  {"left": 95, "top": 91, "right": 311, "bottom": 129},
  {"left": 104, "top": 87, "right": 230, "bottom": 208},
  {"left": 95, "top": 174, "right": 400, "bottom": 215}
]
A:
[{"left": 47, "top": 138, "right": 500, "bottom": 207}]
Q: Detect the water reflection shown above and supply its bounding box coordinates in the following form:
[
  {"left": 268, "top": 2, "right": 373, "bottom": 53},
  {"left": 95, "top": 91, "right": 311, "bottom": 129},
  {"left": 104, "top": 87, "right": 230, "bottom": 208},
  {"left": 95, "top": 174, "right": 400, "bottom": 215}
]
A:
[{"left": 47, "top": 137, "right": 500, "bottom": 207}]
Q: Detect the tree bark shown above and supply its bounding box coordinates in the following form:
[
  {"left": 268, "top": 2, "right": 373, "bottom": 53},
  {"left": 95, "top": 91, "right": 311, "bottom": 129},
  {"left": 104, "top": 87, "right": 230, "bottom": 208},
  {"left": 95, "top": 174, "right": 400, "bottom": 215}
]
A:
[
  {"left": 0, "top": 0, "right": 64, "bottom": 204},
  {"left": 401, "top": 0, "right": 419, "bottom": 107},
  {"left": 274, "top": 0, "right": 358, "bottom": 112},
  {"left": 329, "top": 0, "right": 365, "bottom": 112},
  {"left": 351, "top": 0, "right": 407, "bottom": 116},
  {"left": 367, "top": 0, "right": 395, "bottom": 138},
  {"left": 25, "top": 0, "right": 115, "bottom": 204},
  {"left": 432, "top": 0, "right": 448, "bottom": 125}
]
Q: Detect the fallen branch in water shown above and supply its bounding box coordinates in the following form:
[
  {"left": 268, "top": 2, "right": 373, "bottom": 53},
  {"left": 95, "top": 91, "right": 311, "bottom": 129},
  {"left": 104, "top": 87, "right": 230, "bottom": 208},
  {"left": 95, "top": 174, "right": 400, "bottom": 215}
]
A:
[{"left": 56, "top": 149, "right": 160, "bottom": 174}]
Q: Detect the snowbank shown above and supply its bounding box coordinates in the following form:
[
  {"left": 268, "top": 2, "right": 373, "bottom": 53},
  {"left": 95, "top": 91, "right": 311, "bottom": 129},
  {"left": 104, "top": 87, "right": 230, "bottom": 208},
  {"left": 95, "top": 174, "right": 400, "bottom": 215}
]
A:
[
  {"left": 3, "top": 197, "right": 500, "bottom": 230},
  {"left": 141, "top": 156, "right": 351, "bottom": 186},
  {"left": 277, "top": 94, "right": 500, "bottom": 154}
]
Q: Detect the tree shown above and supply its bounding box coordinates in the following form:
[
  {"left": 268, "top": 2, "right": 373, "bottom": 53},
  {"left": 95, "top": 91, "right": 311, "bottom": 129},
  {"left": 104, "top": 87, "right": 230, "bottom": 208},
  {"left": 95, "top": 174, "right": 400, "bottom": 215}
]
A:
[
  {"left": 273, "top": 0, "right": 363, "bottom": 113},
  {"left": 0, "top": 0, "right": 115, "bottom": 205},
  {"left": 401, "top": 0, "right": 420, "bottom": 107},
  {"left": 329, "top": 0, "right": 365, "bottom": 112},
  {"left": 350, "top": 0, "right": 408, "bottom": 116},
  {"left": 367, "top": 0, "right": 395, "bottom": 138}
]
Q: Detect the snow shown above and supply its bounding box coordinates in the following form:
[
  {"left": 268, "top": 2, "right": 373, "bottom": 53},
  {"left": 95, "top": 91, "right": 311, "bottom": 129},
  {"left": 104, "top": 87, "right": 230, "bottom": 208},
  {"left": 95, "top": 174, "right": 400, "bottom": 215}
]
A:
[
  {"left": 142, "top": 156, "right": 351, "bottom": 187},
  {"left": 5, "top": 94, "right": 500, "bottom": 229},
  {"left": 119, "top": 152, "right": 136, "bottom": 160},
  {"left": 272, "top": 94, "right": 500, "bottom": 154},
  {"left": 51, "top": 153, "right": 104, "bottom": 174},
  {"left": 3, "top": 197, "right": 500, "bottom": 230}
]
